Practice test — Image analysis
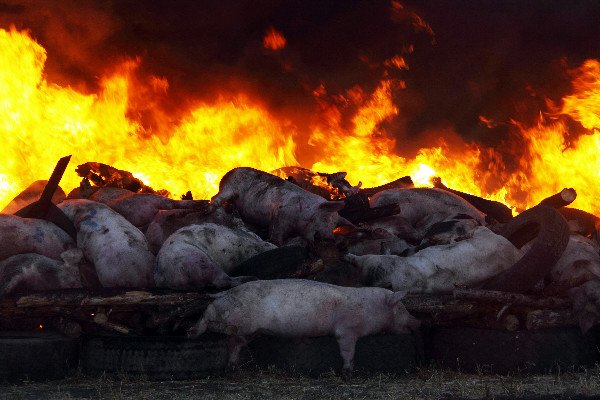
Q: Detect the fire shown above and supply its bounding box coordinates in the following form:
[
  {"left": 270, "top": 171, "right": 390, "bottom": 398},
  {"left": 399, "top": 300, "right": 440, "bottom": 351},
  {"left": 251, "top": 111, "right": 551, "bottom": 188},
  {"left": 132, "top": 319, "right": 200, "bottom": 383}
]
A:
[
  {"left": 0, "top": 26, "right": 600, "bottom": 219},
  {"left": 0, "top": 27, "right": 296, "bottom": 208},
  {"left": 561, "top": 59, "right": 600, "bottom": 130},
  {"left": 263, "top": 27, "right": 286, "bottom": 51},
  {"left": 309, "top": 175, "right": 343, "bottom": 199}
]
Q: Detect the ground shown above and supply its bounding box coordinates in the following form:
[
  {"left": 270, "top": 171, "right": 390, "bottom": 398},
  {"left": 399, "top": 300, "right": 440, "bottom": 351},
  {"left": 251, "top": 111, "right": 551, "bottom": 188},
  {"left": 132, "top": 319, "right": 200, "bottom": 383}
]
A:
[{"left": 3, "top": 366, "right": 600, "bottom": 400}]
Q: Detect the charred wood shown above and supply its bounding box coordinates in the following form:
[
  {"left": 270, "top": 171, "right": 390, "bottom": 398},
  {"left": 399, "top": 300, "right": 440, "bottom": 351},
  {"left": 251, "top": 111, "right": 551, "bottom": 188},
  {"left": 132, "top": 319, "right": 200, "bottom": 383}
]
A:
[
  {"left": 76, "top": 162, "right": 168, "bottom": 196},
  {"left": 359, "top": 176, "right": 413, "bottom": 198},
  {"left": 526, "top": 309, "right": 577, "bottom": 330},
  {"left": 2, "top": 180, "right": 66, "bottom": 214},
  {"left": 538, "top": 188, "right": 577, "bottom": 209},
  {"left": 339, "top": 203, "right": 400, "bottom": 224},
  {"left": 558, "top": 207, "right": 600, "bottom": 237},
  {"left": 453, "top": 289, "right": 571, "bottom": 309},
  {"left": 9, "top": 290, "right": 206, "bottom": 308},
  {"left": 339, "top": 193, "right": 400, "bottom": 224},
  {"left": 431, "top": 177, "right": 513, "bottom": 223},
  {"left": 481, "top": 205, "right": 570, "bottom": 293},
  {"left": 15, "top": 156, "right": 77, "bottom": 240}
]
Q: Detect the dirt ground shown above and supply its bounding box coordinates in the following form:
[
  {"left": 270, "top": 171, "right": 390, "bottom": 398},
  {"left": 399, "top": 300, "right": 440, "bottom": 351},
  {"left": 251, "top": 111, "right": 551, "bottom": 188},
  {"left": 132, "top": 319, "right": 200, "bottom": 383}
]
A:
[{"left": 3, "top": 365, "right": 600, "bottom": 400}]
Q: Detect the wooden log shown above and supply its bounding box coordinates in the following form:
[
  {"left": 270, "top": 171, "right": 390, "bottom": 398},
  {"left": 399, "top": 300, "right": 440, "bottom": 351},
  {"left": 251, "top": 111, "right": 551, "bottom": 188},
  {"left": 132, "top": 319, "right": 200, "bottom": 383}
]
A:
[
  {"left": 538, "top": 188, "right": 577, "bottom": 209},
  {"left": 93, "top": 312, "right": 130, "bottom": 335},
  {"left": 12, "top": 290, "right": 206, "bottom": 308},
  {"left": 526, "top": 309, "right": 577, "bottom": 330},
  {"left": 453, "top": 289, "right": 571, "bottom": 309},
  {"left": 403, "top": 294, "right": 480, "bottom": 318},
  {"left": 431, "top": 177, "right": 513, "bottom": 223},
  {"left": 559, "top": 207, "right": 600, "bottom": 236},
  {"left": 148, "top": 298, "right": 212, "bottom": 328},
  {"left": 339, "top": 203, "right": 400, "bottom": 224}
]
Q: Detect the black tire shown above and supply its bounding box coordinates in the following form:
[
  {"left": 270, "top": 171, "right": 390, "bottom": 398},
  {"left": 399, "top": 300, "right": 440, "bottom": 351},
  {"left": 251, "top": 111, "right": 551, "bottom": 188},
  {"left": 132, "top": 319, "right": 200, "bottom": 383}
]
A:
[
  {"left": 0, "top": 332, "right": 79, "bottom": 382},
  {"left": 230, "top": 246, "right": 308, "bottom": 279},
  {"left": 427, "top": 327, "right": 599, "bottom": 374},
  {"left": 248, "top": 333, "right": 421, "bottom": 376},
  {"left": 481, "top": 205, "right": 570, "bottom": 293},
  {"left": 81, "top": 333, "right": 228, "bottom": 380}
]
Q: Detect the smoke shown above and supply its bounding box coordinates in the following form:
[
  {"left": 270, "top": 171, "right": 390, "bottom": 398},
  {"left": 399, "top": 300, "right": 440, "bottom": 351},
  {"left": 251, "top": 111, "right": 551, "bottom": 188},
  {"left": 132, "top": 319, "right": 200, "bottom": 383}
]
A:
[{"left": 0, "top": 0, "right": 599, "bottom": 161}]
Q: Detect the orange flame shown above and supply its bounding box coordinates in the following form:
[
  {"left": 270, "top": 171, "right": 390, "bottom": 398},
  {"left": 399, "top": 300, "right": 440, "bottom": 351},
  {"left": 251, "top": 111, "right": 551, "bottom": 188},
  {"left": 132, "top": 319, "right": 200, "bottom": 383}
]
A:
[
  {"left": 0, "top": 27, "right": 296, "bottom": 208},
  {"left": 1, "top": 27, "right": 600, "bottom": 220},
  {"left": 263, "top": 27, "right": 286, "bottom": 51}
]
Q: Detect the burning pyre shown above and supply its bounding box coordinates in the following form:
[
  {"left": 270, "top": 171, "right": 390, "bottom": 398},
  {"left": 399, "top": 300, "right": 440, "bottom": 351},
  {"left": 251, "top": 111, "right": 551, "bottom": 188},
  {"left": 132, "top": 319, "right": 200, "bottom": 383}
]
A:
[{"left": 0, "top": 1, "right": 600, "bottom": 378}]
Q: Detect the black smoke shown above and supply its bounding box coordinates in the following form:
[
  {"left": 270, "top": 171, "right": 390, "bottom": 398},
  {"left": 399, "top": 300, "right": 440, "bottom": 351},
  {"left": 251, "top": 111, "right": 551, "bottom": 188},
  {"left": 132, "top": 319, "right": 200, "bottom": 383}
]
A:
[{"left": 0, "top": 0, "right": 599, "bottom": 163}]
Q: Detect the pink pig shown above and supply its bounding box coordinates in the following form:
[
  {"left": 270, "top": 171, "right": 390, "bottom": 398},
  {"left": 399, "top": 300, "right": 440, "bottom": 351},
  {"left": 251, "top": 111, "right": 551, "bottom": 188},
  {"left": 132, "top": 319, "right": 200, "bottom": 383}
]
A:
[
  {"left": 210, "top": 167, "right": 345, "bottom": 245},
  {"left": 187, "top": 279, "right": 419, "bottom": 379}
]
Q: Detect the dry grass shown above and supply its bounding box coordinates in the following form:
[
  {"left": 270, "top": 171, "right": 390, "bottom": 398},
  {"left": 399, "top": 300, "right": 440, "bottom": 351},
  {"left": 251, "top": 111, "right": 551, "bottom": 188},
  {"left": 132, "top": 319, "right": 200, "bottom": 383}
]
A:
[{"left": 3, "top": 365, "right": 600, "bottom": 400}]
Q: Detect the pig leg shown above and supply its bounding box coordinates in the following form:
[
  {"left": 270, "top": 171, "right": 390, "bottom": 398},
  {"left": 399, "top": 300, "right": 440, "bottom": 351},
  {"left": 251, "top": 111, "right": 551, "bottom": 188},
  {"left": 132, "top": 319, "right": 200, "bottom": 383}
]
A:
[
  {"left": 269, "top": 209, "right": 294, "bottom": 245},
  {"left": 335, "top": 332, "right": 358, "bottom": 381},
  {"left": 228, "top": 335, "right": 248, "bottom": 369}
]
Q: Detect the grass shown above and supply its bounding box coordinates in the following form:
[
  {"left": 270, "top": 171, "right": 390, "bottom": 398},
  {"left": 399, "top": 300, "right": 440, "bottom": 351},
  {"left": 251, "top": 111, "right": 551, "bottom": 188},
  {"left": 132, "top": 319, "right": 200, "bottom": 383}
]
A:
[{"left": 3, "top": 364, "right": 600, "bottom": 400}]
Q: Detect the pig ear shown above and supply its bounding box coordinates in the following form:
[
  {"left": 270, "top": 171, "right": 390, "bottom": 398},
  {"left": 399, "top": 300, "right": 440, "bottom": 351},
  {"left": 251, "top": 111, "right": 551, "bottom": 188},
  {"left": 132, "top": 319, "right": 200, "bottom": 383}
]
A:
[
  {"left": 319, "top": 201, "right": 345, "bottom": 213},
  {"left": 387, "top": 290, "right": 407, "bottom": 307}
]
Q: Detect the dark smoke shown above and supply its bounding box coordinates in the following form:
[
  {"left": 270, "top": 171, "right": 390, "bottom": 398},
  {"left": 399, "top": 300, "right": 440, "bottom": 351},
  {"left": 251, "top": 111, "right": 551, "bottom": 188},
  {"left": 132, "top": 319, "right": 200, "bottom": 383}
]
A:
[{"left": 0, "top": 0, "right": 599, "bottom": 165}]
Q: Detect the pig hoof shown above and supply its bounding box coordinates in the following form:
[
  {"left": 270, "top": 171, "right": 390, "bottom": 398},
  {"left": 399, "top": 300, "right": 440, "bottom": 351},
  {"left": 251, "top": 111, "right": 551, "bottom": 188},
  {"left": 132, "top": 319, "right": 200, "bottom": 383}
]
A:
[
  {"left": 186, "top": 328, "right": 200, "bottom": 338},
  {"left": 341, "top": 368, "right": 353, "bottom": 382}
]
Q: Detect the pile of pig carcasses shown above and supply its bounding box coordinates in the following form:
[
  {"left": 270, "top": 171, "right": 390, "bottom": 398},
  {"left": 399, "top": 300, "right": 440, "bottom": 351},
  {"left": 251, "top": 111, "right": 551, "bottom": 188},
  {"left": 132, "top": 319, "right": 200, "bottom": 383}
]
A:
[{"left": 2, "top": 159, "right": 600, "bottom": 378}]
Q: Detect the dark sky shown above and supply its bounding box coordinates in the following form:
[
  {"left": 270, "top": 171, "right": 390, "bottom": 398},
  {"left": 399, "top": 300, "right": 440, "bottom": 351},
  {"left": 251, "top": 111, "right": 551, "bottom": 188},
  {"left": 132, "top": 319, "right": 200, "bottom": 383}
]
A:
[{"left": 0, "top": 0, "right": 599, "bottom": 157}]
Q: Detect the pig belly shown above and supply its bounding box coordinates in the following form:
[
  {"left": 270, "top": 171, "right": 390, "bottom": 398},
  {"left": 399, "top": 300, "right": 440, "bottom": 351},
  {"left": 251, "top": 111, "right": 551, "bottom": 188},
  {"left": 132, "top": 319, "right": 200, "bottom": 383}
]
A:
[
  {"left": 174, "top": 224, "right": 276, "bottom": 274},
  {"left": 156, "top": 240, "right": 230, "bottom": 289}
]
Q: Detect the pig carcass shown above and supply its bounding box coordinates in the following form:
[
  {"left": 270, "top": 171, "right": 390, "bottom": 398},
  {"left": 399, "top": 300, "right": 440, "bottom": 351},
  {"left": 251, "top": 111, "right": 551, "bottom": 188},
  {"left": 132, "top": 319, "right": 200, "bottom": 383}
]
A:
[
  {"left": 542, "top": 234, "right": 600, "bottom": 292},
  {"left": 540, "top": 234, "right": 600, "bottom": 332},
  {"left": 58, "top": 199, "right": 155, "bottom": 288},
  {"left": 0, "top": 249, "right": 83, "bottom": 297},
  {"left": 369, "top": 188, "right": 487, "bottom": 227},
  {"left": 155, "top": 223, "right": 274, "bottom": 289},
  {"left": 0, "top": 214, "right": 75, "bottom": 261},
  {"left": 145, "top": 207, "right": 249, "bottom": 254},
  {"left": 187, "top": 279, "right": 419, "bottom": 379},
  {"left": 87, "top": 188, "right": 205, "bottom": 229},
  {"left": 210, "top": 167, "right": 345, "bottom": 245},
  {"left": 345, "top": 226, "right": 522, "bottom": 293}
]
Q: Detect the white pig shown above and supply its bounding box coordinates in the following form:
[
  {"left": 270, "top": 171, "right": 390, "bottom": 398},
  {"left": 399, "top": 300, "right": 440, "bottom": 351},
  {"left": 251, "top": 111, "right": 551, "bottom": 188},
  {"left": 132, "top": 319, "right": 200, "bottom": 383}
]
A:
[
  {"left": 345, "top": 226, "right": 522, "bottom": 293},
  {"left": 547, "top": 234, "right": 600, "bottom": 291},
  {"left": 155, "top": 223, "right": 273, "bottom": 289},
  {"left": 187, "top": 279, "right": 420, "bottom": 379},
  {"left": 210, "top": 167, "right": 345, "bottom": 245},
  {"left": 145, "top": 207, "right": 249, "bottom": 254},
  {"left": 58, "top": 199, "right": 155, "bottom": 288},
  {"left": 0, "top": 214, "right": 75, "bottom": 261}
]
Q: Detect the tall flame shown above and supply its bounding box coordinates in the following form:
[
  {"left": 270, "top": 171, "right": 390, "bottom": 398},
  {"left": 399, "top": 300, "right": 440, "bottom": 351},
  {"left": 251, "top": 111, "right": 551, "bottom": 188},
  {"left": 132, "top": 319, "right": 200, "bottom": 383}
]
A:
[
  {"left": 0, "top": 27, "right": 600, "bottom": 219},
  {"left": 0, "top": 27, "right": 296, "bottom": 208}
]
